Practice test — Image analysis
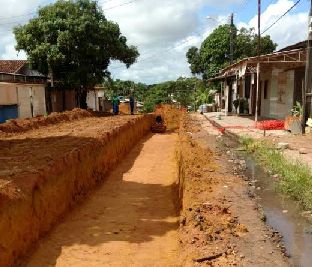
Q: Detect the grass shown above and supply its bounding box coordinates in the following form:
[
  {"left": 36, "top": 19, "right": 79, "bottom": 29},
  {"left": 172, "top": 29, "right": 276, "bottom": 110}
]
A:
[{"left": 240, "top": 136, "right": 312, "bottom": 210}]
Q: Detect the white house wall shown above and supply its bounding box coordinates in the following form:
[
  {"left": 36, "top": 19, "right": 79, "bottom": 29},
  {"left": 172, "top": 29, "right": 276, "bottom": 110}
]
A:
[
  {"left": 260, "top": 69, "right": 294, "bottom": 119},
  {"left": 17, "top": 86, "right": 32, "bottom": 118},
  {"left": 86, "top": 90, "right": 99, "bottom": 111},
  {"left": 260, "top": 71, "right": 271, "bottom": 118},
  {"left": 32, "top": 85, "right": 46, "bottom": 116},
  {"left": 0, "top": 82, "right": 46, "bottom": 119}
]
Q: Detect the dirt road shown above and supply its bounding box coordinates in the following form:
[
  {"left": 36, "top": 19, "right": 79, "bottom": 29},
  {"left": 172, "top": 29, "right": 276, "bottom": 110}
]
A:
[{"left": 24, "top": 133, "right": 179, "bottom": 267}]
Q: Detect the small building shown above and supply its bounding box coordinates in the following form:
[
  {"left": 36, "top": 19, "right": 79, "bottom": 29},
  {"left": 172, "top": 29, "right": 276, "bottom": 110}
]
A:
[
  {"left": 210, "top": 42, "right": 306, "bottom": 120},
  {"left": 0, "top": 60, "right": 47, "bottom": 123},
  {"left": 86, "top": 85, "right": 112, "bottom": 112}
]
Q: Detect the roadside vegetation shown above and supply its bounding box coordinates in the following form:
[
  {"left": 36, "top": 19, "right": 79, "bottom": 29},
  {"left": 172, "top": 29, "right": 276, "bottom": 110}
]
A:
[{"left": 241, "top": 137, "right": 312, "bottom": 210}]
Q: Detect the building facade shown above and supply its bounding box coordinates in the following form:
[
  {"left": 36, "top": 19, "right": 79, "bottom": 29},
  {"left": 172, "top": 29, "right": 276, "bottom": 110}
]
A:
[
  {"left": 0, "top": 60, "right": 47, "bottom": 123},
  {"left": 211, "top": 45, "right": 306, "bottom": 120}
]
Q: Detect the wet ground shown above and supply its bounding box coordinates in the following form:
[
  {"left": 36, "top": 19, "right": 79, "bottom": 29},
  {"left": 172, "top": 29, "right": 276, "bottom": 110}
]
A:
[{"left": 243, "top": 155, "right": 312, "bottom": 267}]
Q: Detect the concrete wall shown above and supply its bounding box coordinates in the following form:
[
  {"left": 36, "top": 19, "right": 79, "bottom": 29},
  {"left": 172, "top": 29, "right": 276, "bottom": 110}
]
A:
[
  {"left": 0, "top": 82, "right": 46, "bottom": 119},
  {"left": 260, "top": 69, "right": 294, "bottom": 119},
  {"left": 17, "top": 86, "right": 31, "bottom": 118},
  {"left": 86, "top": 90, "right": 99, "bottom": 111},
  {"left": 0, "top": 83, "right": 17, "bottom": 105},
  {"left": 260, "top": 70, "right": 272, "bottom": 118},
  {"left": 32, "top": 85, "right": 46, "bottom": 116}
]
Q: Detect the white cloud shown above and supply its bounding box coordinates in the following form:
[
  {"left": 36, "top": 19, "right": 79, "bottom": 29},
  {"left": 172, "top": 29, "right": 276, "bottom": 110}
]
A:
[
  {"left": 102, "top": 0, "right": 245, "bottom": 83},
  {"left": 0, "top": 0, "right": 49, "bottom": 59},
  {"left": 239, "top": 0, "right": 308, "bottom": 49},
  {"left": 0, "top": 0, "right": 308, "bottom": 83}
]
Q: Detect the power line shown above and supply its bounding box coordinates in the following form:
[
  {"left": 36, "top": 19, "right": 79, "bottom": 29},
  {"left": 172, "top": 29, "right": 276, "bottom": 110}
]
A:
[
  {"left": 0, "top": 0, "right": 140, "bottom": 26},
  {"left": 103, "top": 0, "right": 140, "bottom": 10},
  {"left": 110, "top": 32, "right": 202, "bottom": 70},
  {"left": 261, "top": 0, "right": 301, "bottom": 34},
  {"left": 0, "top": 12, "right": 36, "bottom": 21}
]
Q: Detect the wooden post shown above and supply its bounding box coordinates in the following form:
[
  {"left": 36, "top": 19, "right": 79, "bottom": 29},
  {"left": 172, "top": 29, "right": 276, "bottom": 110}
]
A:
[
  {"left": 255, "top": 63, "right": 260, "bottom": 121},
  {"left": 255, "top": 0, "right": 261, "bottom": 122}
]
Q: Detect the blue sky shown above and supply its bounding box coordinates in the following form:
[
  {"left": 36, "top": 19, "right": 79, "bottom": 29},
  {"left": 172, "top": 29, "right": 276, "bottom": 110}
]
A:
[{"left": 0, "top": 0, "right": 310, "bottom": 84}]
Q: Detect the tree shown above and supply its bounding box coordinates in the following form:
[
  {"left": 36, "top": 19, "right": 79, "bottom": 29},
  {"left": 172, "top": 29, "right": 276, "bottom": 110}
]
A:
[
  {"left": 186, "top": 25, "right": 277, "bottom": 79},
  {"left": 14, "top": 0, "right": 139, "bottom": 108},
  {"left": 142, "top": 77, "right": 212, "bottom": 112}
]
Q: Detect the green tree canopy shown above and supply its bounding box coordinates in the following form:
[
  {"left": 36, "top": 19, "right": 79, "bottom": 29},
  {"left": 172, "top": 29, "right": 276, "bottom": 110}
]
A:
[
  {"left": 186, "top": 25, "right": 277, "bottom": 79},
  {"left": 142, "top": 77, "right": 212, "bottom": 112},
  {"left": 14, "top": 0, "right": 139, "bottom": 107}
]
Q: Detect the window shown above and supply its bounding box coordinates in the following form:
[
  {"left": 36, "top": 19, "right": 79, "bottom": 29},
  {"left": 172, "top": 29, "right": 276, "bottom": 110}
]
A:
[{"left": 264, "top": 80, "right": 269, "bottom": 99}]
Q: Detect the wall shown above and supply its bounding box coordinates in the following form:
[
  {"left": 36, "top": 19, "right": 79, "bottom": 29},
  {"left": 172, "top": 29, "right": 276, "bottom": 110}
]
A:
[
  {"left": 260, "top": 70, "right": 272, "bottom": 118},
  {"left": 64, "top": 90, "right": 77, "bottom": 110},
  {"left": 17, "top": 85, "right": 46, "bottom": 118},
  {"left": 262, "top": 69, "right": 294, "bottom": 119},
  {"left": 49, "top": 89, "right": 77, "bottom": 113},
  {"left": 0, "top": 82, "right": 46, "bottom": 119},
  {"left": 17, "top": 86, "right": 31, "bottom": 118},
  {"left": 259, "top": 69, "right": 294, "bottom": 119},
  {"left": 86, "top": 90, "right": 99, "bottom": 111},
  {"left": 0, "top": 83, "right": 17, "bottom": 105}
]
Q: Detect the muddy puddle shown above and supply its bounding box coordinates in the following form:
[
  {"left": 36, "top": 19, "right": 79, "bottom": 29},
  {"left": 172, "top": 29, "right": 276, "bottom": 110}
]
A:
[{"left": 240, "top": 154, "right": 312, "bottom": 267}]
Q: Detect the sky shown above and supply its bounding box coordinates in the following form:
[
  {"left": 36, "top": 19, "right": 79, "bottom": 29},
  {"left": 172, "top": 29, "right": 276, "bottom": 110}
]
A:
[{"left": 0, "top": 0, "right": 310, "bottom": 84}]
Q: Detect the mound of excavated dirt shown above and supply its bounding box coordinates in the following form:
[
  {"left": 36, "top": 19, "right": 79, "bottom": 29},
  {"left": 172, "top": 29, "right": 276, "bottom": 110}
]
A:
[
  {"left": 0, "top": 108, "right": 94, "bottom": 134},
  {"left": 154, "top": 104, "right": 185, "bottom": 131},
  {"left": 177, "top": 114, "right": 288, "bottom": 266}
]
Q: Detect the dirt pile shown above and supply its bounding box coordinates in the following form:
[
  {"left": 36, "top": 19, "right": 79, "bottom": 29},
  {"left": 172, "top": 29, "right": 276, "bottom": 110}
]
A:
[
  {"left": 177, "top": 116, "right": 246, "bottom": 266},
  {"left": 0, "top": 108, "right": 94, "bottom": 134},
  {"left": 177, "top": 114, "right": 288, "bottom": 266},
  {"left": 155, "top": 104, "right": 185, "bottom": 131},
  {"left": 0, "top": 114, "right": 154, "bottom": 267}
]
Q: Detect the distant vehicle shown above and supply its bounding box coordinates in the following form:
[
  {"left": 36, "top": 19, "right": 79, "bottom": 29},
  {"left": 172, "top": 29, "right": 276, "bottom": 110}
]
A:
[{"left": 136, "top": 102, "right": 143, "bottom": 108}]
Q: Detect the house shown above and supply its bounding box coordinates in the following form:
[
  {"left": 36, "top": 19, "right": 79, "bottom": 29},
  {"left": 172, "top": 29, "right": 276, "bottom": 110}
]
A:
[
  {"left": 210, "top": 42, "right": 307, "bottom": 120},
  {"left": 86, "top": 85, "right": 112, "bottom": 112},
  {"left": 0, "top": 60, "right": 47, "bottom": 123}
]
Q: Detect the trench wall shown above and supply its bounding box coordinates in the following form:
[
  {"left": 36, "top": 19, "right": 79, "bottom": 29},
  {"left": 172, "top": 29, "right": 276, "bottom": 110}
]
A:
[{"left": 0, "top": 114, "right": 154, "bottom": 267}]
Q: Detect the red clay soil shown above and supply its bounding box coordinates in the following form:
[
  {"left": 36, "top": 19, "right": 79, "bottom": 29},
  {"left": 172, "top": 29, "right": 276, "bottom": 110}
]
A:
[
  {"left": 0, "top": 112, "right": 154, "bottom": 266},
  {"left": 0, "top": 108, "right": 96, "bottom": 134},
  {"left": 177, "top": 114, "right": 288, "bottom": 266},
  {"left": 23, "top": 133, "right": 179, "bottom": 267}
]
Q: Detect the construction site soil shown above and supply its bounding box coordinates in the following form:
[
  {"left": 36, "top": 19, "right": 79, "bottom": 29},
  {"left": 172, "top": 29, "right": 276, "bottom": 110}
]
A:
[
  {"left": 0, "top": 107, "right": 290, "bottom": 266},
  {"left": 177, "top": 114, "right": 288, "bottom": 266},
  {"left": 0, "top": 110, "right": 153, "bottom": 266}
]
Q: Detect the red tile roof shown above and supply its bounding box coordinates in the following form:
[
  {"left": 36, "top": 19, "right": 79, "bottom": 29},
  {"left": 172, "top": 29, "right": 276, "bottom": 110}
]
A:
[{"left": 0, "top": 60, "right": 27, "bottom": 74}]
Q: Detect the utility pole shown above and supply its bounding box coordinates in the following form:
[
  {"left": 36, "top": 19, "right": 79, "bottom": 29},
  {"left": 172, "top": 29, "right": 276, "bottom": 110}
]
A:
[
  {"left": 230, "top": 13, "right": 234, "bottom": 64},
  {"left": 255, "top": 0, "right": 261, "bottom": 122},
  {"left": 302, "top": 0, "right": 312, "bottom": 133}
]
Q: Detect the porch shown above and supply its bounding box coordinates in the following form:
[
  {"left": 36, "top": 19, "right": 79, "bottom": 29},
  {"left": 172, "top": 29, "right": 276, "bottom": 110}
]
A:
[
  {"left": 210, "top": 48, "right": 306, "bottom": 120},
  {"left": 204, "top": 112, "right": 289, "bottom": 139}
]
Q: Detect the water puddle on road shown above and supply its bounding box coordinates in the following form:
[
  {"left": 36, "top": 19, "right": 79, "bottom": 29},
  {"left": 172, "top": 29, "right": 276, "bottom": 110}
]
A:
[{"left": 241, "top": 154, "right": 312, "bottom": 267}]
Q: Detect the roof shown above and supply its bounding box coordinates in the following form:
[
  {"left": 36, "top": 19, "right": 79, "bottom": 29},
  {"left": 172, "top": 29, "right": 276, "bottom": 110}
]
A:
[
  {"left": 209, "top": 47, "right": 306, "bottom": 81},
  {"left": 278, "top": 40, "right": 306, "bottom": 52},
  {"left": 0, "top": 60, "right": 27, "bottom": 74}
]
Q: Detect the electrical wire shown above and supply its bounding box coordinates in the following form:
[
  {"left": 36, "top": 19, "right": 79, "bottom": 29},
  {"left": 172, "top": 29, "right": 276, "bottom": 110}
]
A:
[
  {"left": 110, "top": 32, "right": 202, "bottom": 70},
  {"left": 261, "top": 0, "right": 301, "bottom": 35},
  {"left": 103, "top": 0, "right": 140, "bottom": 10}
]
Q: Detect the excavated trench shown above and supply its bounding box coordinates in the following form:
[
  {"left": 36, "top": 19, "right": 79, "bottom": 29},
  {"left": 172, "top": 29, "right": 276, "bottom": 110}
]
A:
[{"left": 0, "top": 114, "right": 157, "bottom": 266}]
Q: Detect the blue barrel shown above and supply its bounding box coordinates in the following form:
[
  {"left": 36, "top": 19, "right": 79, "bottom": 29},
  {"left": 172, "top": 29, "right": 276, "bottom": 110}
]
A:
[{"left": 0, "top": 105, "right": 18, "bottom": 123}]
